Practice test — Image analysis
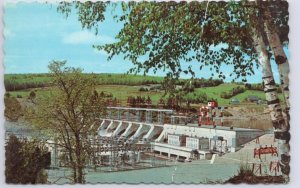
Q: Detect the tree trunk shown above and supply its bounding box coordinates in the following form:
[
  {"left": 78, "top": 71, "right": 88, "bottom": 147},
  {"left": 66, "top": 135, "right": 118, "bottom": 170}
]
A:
[
  {"left": 75, "top": 134, "right": 84, "bottom": 184},
  {"left": 252, "top": 30, "right": 290, "bottom": 178},
  {"left": 263, "top": 6, "right": 290, "bottom": 120}
]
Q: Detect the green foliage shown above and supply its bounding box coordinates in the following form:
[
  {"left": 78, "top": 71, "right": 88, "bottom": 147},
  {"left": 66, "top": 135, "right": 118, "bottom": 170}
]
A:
[
  {"left": 4, "top": 95, "right": 23, "bottom": 121},
  {"left": 26, "top": 61, "right": 107, "bottom": 183},
  {"left": 5, "top": 135, "right": 49, "bottom": 184},
  {"left": 139, "top": 87, "right": 148, "bottom": 92},
  {"left": 4, "top": 73, "right": 164, "bottom": 91},
  {"left": 191, "top": 78, "right": 223, "bottom": 88},
  {"left": 57, "top": 1, "right": 107, "bottom": 35},
  {"left": 182, "top": 91, "right": 208, "bottom": 104},
  {"left": 58, "top": 1, "right": 287, "bottom": 90},
  {"left": 5, "top": 92, "right": 11, "bottom": 98},
  {"left": 28, "top": 91, "right": 36, "bottom": 102},
  {"left": 182, "top": 80, "right": 195, "bottom": 92},
  {"left": 220, "top": 86, "right": 246, "bottom": 99},
  {"left": 249, "top": 83, "right": 263, "bottom": 91},
  {"left": 94, "top": 1, "right": 286, "bottom": 83},
  {"left": 4, "top": 74, "right": 52, "bottom": 91}
]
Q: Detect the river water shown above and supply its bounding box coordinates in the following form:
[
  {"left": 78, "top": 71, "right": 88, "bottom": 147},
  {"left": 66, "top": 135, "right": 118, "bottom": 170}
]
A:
[{"left": 47, "top": 162, "right": 239, "bottom": 184}]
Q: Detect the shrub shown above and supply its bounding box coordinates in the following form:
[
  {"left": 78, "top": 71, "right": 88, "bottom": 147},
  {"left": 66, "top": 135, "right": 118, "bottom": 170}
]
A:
[
  {"left": 28, "top": 91, "right": 36, "bottom": 100},
  {"left": 5, "top": 92, "right": 11, "bottom": 98},
  {"left": 220, "top": 86, "right": 245, "bottom": 99},
  {"left": 139, "top": 87, "right": 148, "bottom": 92},
  {"left": 4, "top": 96, "right": 23, "bottom": 121},
  {"left": 5, "top": 135, "right": 49, "bottom": 184}
]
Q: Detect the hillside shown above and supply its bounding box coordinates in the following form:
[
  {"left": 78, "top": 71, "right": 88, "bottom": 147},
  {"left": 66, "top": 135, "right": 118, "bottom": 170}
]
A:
[
  {"left": 4, "top": 73, "right": 164, "bottom": 91},
  {"left": 5, "top": 73, "right": 285, "bottom": 107}
]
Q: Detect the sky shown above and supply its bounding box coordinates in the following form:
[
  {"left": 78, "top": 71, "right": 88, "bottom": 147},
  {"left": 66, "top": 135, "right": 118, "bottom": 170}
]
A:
[{"left": 3, "top": 2, "right": 288, "bottom": 83}]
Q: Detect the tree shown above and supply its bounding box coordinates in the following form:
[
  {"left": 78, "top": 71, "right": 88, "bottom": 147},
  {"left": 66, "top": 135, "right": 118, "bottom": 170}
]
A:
[
  {"left": 5, "top": 135, "right": 49, "bottom": 184},
  {"left": 28, "top": 91, "right": 36, "bottom": 103},
  {"left": 57, "top": 0, "right": 290, "bottom": 178},
  {"left": 4, "top": 94, "right": 23, "bottom": 121},
  {"left": 26, "top": 61, "right": 106, "bottom": 183},
  {"left": 261, "top": 1, "right": 290, "bottom": 117},
  {"left": 253, "top": 1, "right": 289, "bottom": 176}
]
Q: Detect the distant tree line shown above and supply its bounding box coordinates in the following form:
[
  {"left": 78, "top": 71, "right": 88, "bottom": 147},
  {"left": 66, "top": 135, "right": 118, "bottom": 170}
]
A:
[
  {"left": 127, "top": 96, "right": 152, "bottom": 107},
  {"left": 4, "top": 74, "right": 225, "bottom": 92},
  {"left": 4, "top": 80, "right": 50, "bottom": 92},
  {"left": 245, "top": 83, "right": 282, "bottom": 93},
  {"left": 220, "top": 86, "right": 246, "bottom": 99},
  {"left": 176, "top": 78, "right": 224, "bottom": 88}
]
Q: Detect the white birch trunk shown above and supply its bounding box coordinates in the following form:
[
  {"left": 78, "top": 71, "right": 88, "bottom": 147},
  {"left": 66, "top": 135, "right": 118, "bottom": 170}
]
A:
[
  {"left": 263, "top": 7, "right": 290, "bottom": 120},
  {"left": 252, "top": 30, "right": 290, "bottom": 177}
]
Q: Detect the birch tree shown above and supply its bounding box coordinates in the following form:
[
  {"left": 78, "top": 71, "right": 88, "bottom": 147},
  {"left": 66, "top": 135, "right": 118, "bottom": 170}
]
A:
[
  {"left": 262, "top": 2, "right": 290, "bottom": 118},
  {"left": 255, "top": 0, "right": 290, "bottom": 177}
]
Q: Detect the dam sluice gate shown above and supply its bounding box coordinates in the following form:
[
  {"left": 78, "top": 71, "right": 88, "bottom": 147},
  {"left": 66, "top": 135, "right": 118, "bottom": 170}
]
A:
[{"left": 48, "top": 104, "right": 264, "bottom": 170}]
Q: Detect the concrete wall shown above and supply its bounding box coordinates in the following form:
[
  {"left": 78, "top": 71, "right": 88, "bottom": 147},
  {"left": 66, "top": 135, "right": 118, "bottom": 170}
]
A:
[
  {"left": 186, "top": 137, "right": 209, "bottom": 150},
  {"left": 236, "top": 130, "right": 264, "bottom": 146},
  {"left": 163, "top": 124, "right": 237, "bottom": 150}
]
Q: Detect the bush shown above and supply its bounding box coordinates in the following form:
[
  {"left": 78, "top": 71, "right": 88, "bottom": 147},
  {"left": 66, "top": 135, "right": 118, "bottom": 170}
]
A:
[
  {"left": 139, "top": 87, "right": 148, "bottom": 92},
  {"left": 16, "top": 95, "right": 23, "bottom": 98},
  {"left": 5, "top": 92, "right": 11, "bottom": 98},
  {"left": 249, "top": 84, "right": 263, "bottom": 91},
  {"left": 5, "top": 135, "right": 49, "bottom": 184},
  {"left": 28, "top": 91, "right": 36, "bottom": 101},
  {"left": 225, "top": 164, "right": 286, "bottom": 184},
  {"left": 182, "top": 91, "right": 208, "bottom": 104},
  {"left": 4, "top": 96, "right": 23, "bottom": 121},
  {"left": 220, "top": 86, "right": 245, "bottom": 99}
]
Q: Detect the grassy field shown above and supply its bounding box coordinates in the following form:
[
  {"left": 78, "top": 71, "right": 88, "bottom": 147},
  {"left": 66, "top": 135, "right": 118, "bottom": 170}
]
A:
[
  {"left": 8, "top": 82, "right": 284, "bottom": 107},
  {"left": 95, "top": 85, "right": 166, "bottom": 104},
  {"left": 5, "top": 73, "right": 285, "bottom": 107}
]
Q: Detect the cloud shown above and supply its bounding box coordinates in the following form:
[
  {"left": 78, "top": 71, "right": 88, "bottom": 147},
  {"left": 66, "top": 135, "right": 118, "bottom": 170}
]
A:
[{"left": 63, "top": 30, "right": 115, "bottom": 45}]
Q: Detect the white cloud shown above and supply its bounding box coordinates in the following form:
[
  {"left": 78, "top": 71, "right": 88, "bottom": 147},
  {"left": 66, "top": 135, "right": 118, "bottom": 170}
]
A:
[{"left": 63, "top": 30, "right": 115, "bottom": 45}]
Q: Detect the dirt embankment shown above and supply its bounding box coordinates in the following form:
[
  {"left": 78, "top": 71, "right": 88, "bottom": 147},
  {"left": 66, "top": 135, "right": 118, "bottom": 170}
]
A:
[{"left": 225, "top": 106, "right": 271, "bottom": 120}]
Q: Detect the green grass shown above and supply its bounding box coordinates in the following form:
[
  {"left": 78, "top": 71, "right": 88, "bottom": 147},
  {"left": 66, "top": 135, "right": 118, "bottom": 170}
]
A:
[
  {"left": 95, "top": 85, "right": 166, "bottom": 105},
  {"left": 4, "top": 73, "right": 164, "bottom": 91},
  {"left": 8, "top": 83, "right": 285, "bottom": 107},
  {"left": 7, "top": 85, "right": 166, "bottom": 105},
  {"left": 195, "top": 83, "right": 284, "bottom": 106},
  {"left": 195, "top": 83, "right": 239, "bottom": 105},
  {"left": 8, "top": 88, "right": 55, "bottom": 99}
]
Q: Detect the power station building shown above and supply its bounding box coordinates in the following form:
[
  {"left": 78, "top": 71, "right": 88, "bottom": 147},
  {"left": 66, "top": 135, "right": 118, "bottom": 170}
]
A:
[
  {"left": 151, "top": 123, "right": 263, "bottom": 160},
  {"left": 97, "top": 118, "right": 264, "bottom": 161}
]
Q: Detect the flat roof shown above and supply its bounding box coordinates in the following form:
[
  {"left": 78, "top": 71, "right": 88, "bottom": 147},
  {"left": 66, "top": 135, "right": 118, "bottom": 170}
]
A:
[{"left": 166, "top": 123, "right": 263, "bottom": 132}]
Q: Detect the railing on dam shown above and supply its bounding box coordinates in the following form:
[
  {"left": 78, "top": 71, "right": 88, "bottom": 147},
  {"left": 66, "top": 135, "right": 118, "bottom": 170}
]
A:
[{"left": 106, "top": 107, "right": 174, "bottom": 124}]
